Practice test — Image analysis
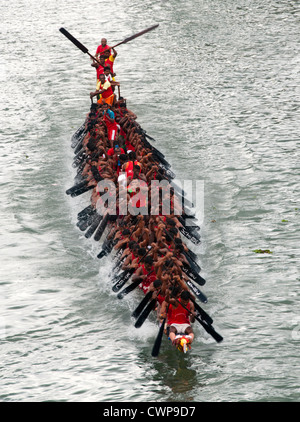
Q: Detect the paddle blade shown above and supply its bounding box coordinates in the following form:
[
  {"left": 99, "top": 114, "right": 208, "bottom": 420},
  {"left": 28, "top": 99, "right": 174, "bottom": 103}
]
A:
[
  {"left": 94, "top": 213, "right": 109, "bottom": 241},
  {"left": 112, "top": 268, "right": 134, "bottom": 292},
  {"left": 185, "top": 280, "right": 208, "bottom": 303},
  {"left": 151, "top": 319, "right": 166, "bottom": 357},
  {"left": 113, "top": 24, "right": 159, "bottom": 48},
  {"left": 59, "top": 28, "right": 89, "bottom": 54},
  {"left": 191, "top": 299, "right": 213, "bottom": 325},
  {"left": 134, "top": 299, "right": 156, "bottom": 328},
  {"left": 132, "top": 291, "right": 152, "bottom": 318},
  {"left": 197, "top": 317, "right": 223, "bottom": 343},
  {"left": 117, "top": 279, "right": 141, "bottom": 299}
]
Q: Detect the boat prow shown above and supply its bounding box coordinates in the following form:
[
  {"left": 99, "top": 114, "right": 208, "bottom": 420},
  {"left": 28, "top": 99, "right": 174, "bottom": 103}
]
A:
[{"left": 173, "top": 335, "right": 193, "bottom": 354}]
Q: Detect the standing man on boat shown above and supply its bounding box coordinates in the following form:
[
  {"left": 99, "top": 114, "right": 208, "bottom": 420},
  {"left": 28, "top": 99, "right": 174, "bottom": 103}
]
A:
[{"left": 95, "top": 38, "right": 110, "bottom": 59}]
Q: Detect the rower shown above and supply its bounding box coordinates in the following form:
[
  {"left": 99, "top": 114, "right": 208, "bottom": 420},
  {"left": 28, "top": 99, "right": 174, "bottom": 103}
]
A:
[
  {"left": 161, "top": 290, "right": 196, "bottom": 346},
  {"left": 91, "top": 55, "right": 106, "bottom": 85},
  {"left": 113, "top": 229, "right": 135, "bottom": 254},
  {"left": 132, "top": 255, "right": 157, "bottom": 294},
  {"left": 102, "top": 47, "right": 117, "bottom": 77},
  {"left": 123, "top": 151, "right": 141, "bottom": 179},
  {"left": 147, "top": 279, "right": 165, "bottom": 315},
  {"left": 121, "top": 241, "right": 139, "bottom": 270}
]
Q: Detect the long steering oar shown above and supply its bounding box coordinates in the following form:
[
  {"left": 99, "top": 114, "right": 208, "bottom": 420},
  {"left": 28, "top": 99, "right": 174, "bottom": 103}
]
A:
[
  {"left": 59, "top": 28, "right": 101, "bottom": 64},
  {"left": 100, "top": 24, "right": 159, "bottom": 54},
  {"left": 59, "top": 24, "right": 159, "bottom": 64}
]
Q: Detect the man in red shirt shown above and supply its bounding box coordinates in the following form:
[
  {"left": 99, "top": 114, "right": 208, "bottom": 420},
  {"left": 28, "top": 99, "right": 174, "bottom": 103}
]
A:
[
  {"left": 103, "top": 47, "right": 117, "bottom": 77},
  {"left": 161, "top": 290, "right": 196, "bottom": 345},
  {"left": 107, "top": 141, "right": 125, "bottom": 172},
  {"left": 102, "top": 104, "right": 120, "bottom": 146},
  {"left": 95, "top": 38, "right": 110, "bottom": 59},
  {"left": 131, "top": 256, "right": 157, "bottom": 295},
  {"left": 107, "top": 141, "right": 125, "bottom": 157},
  {"left": 90, "top": 74, "right": 115, "bottom": 106},
  {"left": 91, "top": 55, "right": 106, "bottom": 85}
]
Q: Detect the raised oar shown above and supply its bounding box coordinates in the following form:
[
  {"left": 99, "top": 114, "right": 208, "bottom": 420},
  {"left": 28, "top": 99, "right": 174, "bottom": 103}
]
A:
[
  {"left": 71, "top": 123, "right": 87, "bottom": 148},
  {"left": 66, "top": 180, "right": 88, "bottom": 195},
  {"left": 158, "top": 217, "right": 199, "bottom": 266},
  {"left": 78, "top": 205, "right": 94, "bottom": 219},
  {"left": 59, "top": 24, "right": 159, "bottom": 64},
  {"left": 70, "top": 184, "right": 95, "bottom": 197},
  {"left": 94, "top": 212, "right": 110, "bottom": 241},
  {"left": 85, "top": 214, "right": 103, "bottom": 239},
  {"left": 59, "top": 28, "right": 101, "bottom": 64},
  {"left": 159, "top": 221, "right": 205, "bottom": 286},
  {"left": 181, "top": 262, "right": 206, "bottom": 287},
  {"left": 97, "top": 230, "right": 117, "bottom": 259},
  {"left": 100, "top": 24, "right": 159, "bottom": 54},
  {"left": 116, "top": 278, "right": 142, "bottom": 300},
  {"left": 76, "top": 210, "right": 96, "bottom": 232},
  {"left": 182, "top": 250, "right": 201, "bottom": 273},
  {"left": 178, "top": 225, "right": 201, "bottom": 245}
]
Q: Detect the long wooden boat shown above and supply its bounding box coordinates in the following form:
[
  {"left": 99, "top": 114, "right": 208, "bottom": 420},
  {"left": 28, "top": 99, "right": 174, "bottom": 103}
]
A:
[{"left": 62, "top": 26, "right": 223, "bottom": 356}]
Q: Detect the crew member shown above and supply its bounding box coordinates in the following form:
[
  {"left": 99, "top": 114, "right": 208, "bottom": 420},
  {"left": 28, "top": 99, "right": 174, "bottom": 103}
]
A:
[
  {"left": 91, "top": 55, "right": 106, "bottom": 85},
  {"left": 103, "top": 47, "right": 117, "bottom": 76},
  {"left": 101, "top": 104, "right": 120, "bottom": 146},
  {"left": 95, "top": 38, "right": 111, "bottom": 59},
  {"left": 90, "top": 74, "right": 115, "bottom": 106},
  {"left": 132, "top": 255, "right": 157, "bottom": 294},
  {"left": 161, "top": 290, "right": 196, "bottom": 345}
]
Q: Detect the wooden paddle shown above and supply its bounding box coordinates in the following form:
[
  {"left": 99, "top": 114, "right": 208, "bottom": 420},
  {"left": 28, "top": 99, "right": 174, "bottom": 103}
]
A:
[
  {"left": 59, "top": 24, "right": 159, "bottom": 63},
  {"left": 59, "top": 28, "right": 101, "bottom": 64},
  {"left": 131, "top": 290, "right": 153, "bottom": 318},
  {"left": 151, "top": 306, "right": 169, "bottom": 357},
  {"left": 100, "top": 24, "right": 159, "bottom": 54},
  {"left": 134, "top": 298, "right": 157, "bottom": 328},
  {"left": 151, "top": 283, "right": 177, "bottom": 357},
  {"left": 112, "top": 246, "right": 152, "bottom": 292}
]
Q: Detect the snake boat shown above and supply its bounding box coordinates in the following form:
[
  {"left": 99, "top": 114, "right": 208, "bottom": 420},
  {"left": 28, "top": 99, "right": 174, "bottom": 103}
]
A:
[{"left": 61, "top": 26, "right": 223, "bottom": 356}]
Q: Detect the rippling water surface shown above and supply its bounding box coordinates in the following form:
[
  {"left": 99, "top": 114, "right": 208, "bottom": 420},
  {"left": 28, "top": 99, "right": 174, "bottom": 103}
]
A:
[{"left": 1, "top": 0, "right": 299, "bottom": 402}]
